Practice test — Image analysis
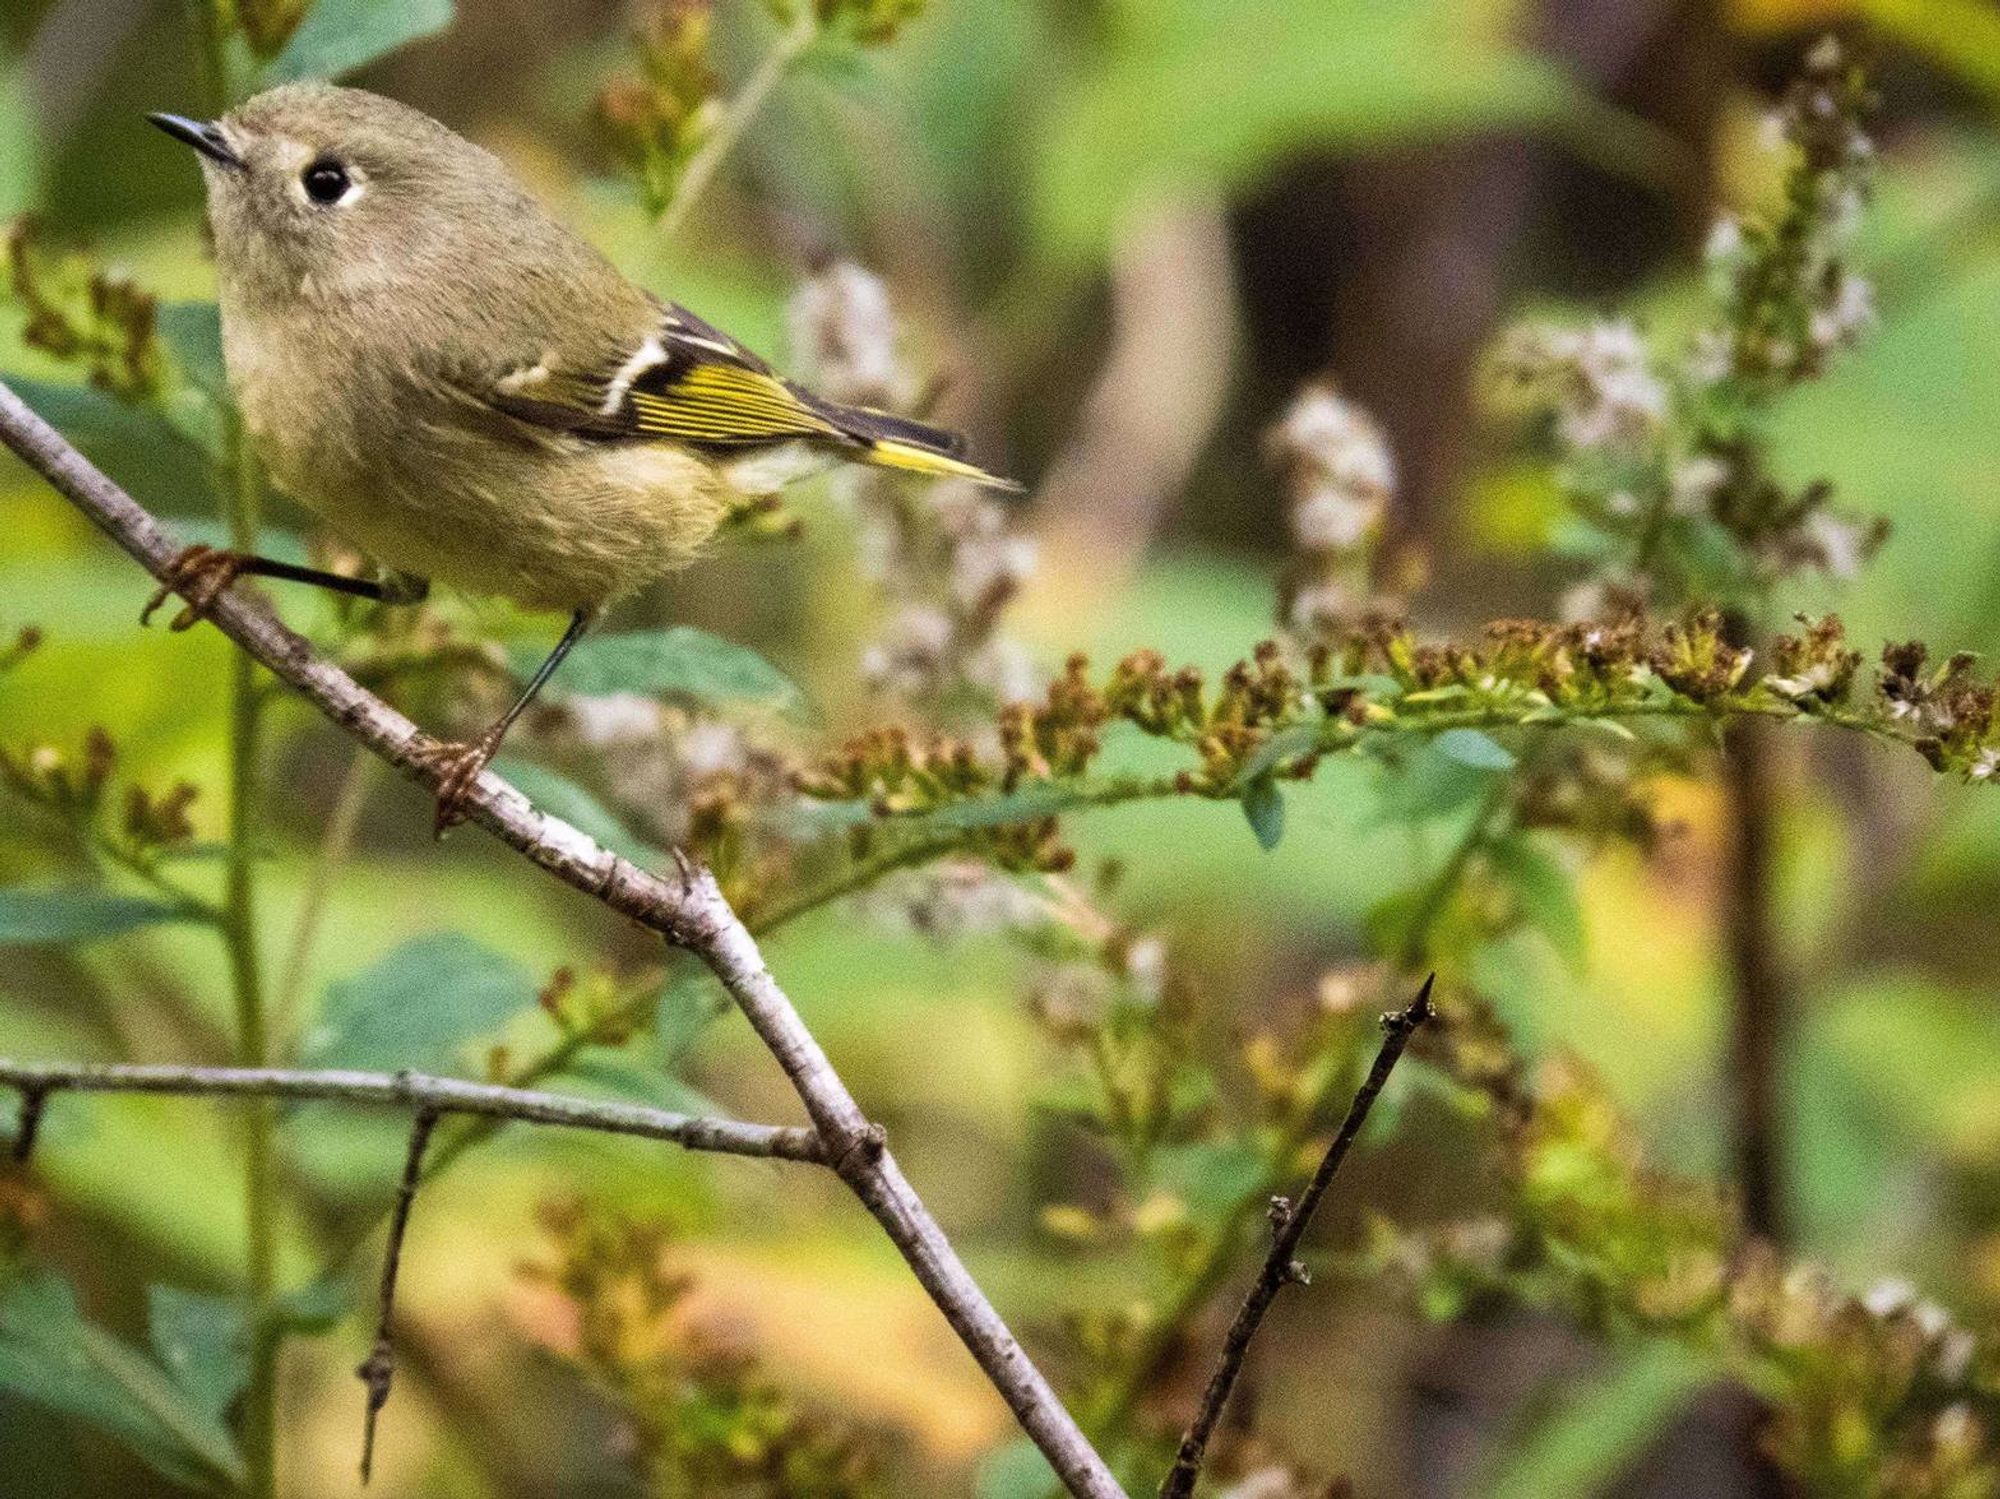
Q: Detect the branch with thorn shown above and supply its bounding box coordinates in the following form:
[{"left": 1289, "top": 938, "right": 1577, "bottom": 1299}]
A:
[
  {"left": 1158, "top": 975, "right": 1435, "bottom": 1499},
  {"left": 0, "top": 379, "right": 1129, "bottom": 1499}
]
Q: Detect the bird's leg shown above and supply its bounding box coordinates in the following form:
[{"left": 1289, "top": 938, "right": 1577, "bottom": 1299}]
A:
[
  {"left": 415, "top": 608, "right": 591, "bottom": 837},
  {"left": 141, "top": 543, "right": 431, "bottom": 631}
]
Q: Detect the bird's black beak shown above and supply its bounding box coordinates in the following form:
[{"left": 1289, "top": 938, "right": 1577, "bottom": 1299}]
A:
[{"left": 148, "top": 113, "right": 243, "bottom": 170}]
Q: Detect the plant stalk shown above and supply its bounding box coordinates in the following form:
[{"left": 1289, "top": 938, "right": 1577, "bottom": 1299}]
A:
[
  {"left": 659, "top": 5, "right": 818, "bottom": 238},
  {"left": 223, "top": 423, "right": 279, "bottom": 1499}
]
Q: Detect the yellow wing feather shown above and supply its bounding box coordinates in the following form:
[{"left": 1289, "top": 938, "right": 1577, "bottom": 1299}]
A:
[
  {"left": 626, "top": 363, "right": 838, "bottom": 444},
  {"left": 490, "top": 311, "right": 1020, "bottom": 491},
  {"left": 866, "top": 440, "right": 1022, "bottom": 489}
]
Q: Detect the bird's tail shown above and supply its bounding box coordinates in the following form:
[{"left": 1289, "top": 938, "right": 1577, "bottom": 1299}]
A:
[{"left": 824, "top": 402, "right": 1023, "bottom": 493}]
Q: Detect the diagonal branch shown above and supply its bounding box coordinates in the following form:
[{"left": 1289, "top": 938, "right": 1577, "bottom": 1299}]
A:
[
  {"left": 0, "top": 378, "right": 1128, "bottom": 1499},
  {"left": 1158, "top": 975, "right": 1434, "bottom": 1499}
]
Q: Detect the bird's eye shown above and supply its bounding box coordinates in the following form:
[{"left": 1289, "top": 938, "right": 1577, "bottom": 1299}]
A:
[{"left": 302, "top": 158, "right": 351, "bottom": 205}]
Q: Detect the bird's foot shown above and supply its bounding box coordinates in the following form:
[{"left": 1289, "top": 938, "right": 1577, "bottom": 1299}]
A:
[
  {"left": 141, "top": 545, "right": 251, "bottom": 631},
  {"left": 410, "top": 729, "right": 504, "bottom": 837}
]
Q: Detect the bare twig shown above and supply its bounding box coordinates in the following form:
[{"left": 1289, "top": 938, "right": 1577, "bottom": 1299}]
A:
[
  {"left": 0, "top": 378, "right": 1127, "bottom": 1499},
  {"left": 1081, "top": 804, "right": 1502, "bottom": 1453},
  {"left": 1158, "top": 975, "right": 1435, "bottom": 1499},
  {"left": 0, "top": 1060, "right": 825, "bottom": 1161},
  {"left": 358, "top": 1109, "right": 439, "bottom": 1484},
  {"left": 9, "top": 1083, "right": 48, "bottom": 1164}
]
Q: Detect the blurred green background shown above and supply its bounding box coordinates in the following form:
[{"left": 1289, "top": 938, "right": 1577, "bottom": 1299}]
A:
[{"left": 4, "top": 0, "right": 2000, "bottom": 1494}]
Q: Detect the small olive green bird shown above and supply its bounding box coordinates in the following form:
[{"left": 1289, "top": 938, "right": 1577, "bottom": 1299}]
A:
[{"left": 148, "top": 83, "right": 1011, "bottom": 829}]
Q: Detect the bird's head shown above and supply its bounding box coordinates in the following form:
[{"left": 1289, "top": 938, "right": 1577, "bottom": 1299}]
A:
[{"left": 151, "top": 83, "right": 525, "bottom": 309}]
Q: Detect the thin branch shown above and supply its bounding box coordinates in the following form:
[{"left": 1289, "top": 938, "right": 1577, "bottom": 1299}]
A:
[
  {"left": 659, "top": 4, "right": 819, "bottom": 239},
  {"left": 9, "top": 1083, "right": 48, "bottom": 1164},
  {"left": 1158, "top": 976, "right": 1435, "bottom": 1499},
  {"left": 0, "top": 378, "right": 1127, "bottom": 1499},
  {"left": 358, "top": 1109, "right": 439, "bottom": 1485},
  {"left": 1079, "top": 801, "right": 1502, "bottom": 1452},
  {"left": 0, "top": 1060, "right": 826, "bottom": 1161}
]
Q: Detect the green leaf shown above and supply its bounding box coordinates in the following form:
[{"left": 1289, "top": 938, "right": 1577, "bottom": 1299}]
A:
[
  {"left": 976, "top": 1435, "right": 1057, "bottom": 1499},
  {"left": 0, "top": 1267, "right": 243, "bottom": 1491},
  {"left": 275, "top": 1276, "right": 353, "bottom": 1336},
  {"left": 0, "top": 888, "right": 195, "bottom": 945},
  {"left": 156, "top": 303, "right": 228, "bottom": 404},
  {"left": 4, "top": 377, "right": 216, "bottom": 513},
  {"left": 492, "top": 758, "right": 661, "bottom": 868},
  {"left": 1035, "top": 0, "right": 1611, "bottom": 262},
  {"left": 512, "top": 627, "right": 806, "bottom": 716},
  {"left": 1233, "top": 719, "right": 1325, "bottom": 784},
  {"left": 0, "top": 51, "right": 42, "bottom": 218},
  {"left": 540, "top": 972, "right": 729, "bottom": 1117},
  {"left": 146, "top": 1287, "right": 245, "bottom": 1427},
  {"left": 1813, "top": 975, "right": 2000, "bottom": 1159},
  {"left": 1483, "top": 1341, "right": 1712, "bottom": 1499},
  {"left": 655, "top": 969, "right": 730, "bottom": 1064},
  {"left": 265, "top": 0, "right": 455, "bottom": 83},
  {"left": 1368, "top": 740, "right": 1504, "bottom": 826},
  {"left": 1240, "top": 776, "right": 1286, "bottom": 851},
  {"left": 1433, "top": 727, "right": 1516, "bottom": 771},
  {"left": 300, "top": 933, "right": 536, "bottom": 1074},
  {"left": 548, "top": 1052, "right": 720, "bottom": 1120},
  {"left": 1488, "top": 835, "right": 1587, "bottom": 972},
  {"left": 1151, "top": 1138, "right": 1269, "bottom": 1220}
]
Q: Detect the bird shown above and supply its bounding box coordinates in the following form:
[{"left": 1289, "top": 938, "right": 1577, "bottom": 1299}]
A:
[{"left": 147, "top": 83, "right": 1013, "bottom": 831}]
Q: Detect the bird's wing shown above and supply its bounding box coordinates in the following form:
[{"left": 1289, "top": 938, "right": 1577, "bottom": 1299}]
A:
[
  {"left": 482, "top": 302, "right": 1018, "bottom": 490},
  {"left": 486, "top": 302, "right": 849, "bottom": 450}
]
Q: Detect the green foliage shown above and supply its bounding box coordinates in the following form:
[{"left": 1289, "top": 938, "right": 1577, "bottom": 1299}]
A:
[
  {"left": 510, "top": 626, "right": 807, "bottom": 716},
  {"left": 548, "top": 1050, "right": 719, "bottom": 1119},
  {"left": 523, "top": 1199, "right": 882, "bottom": 1497},
  {"left": 7, "top": 377, "right": 214, "bottom": 513},
  {"left": 1853, "top": 0, "right": 2000, "bottom": 105},
  {"left": 146, "top": 1286, "right": 247, "bottom": 1429},
  {"left": 1434, "top": 727, "right": 1518, "bottom": 771},
  {"left": 1369, "top": 735, "right": 1510, "bottom": 825},
  {"left": 975, "top": 1438, "right": 1058, "bottom": 1499},
  {"left": 0, "top": 55, "right": 40, "bottom": 221},
  {"left": 0, "top": 1266, "right": 244, "bottom": 1492},
  {"left": 5, "top": 8, "right": 2000, "bottom": 1496},
  {"left": 299, "top": 933, "right": 535, "bottom": 1074},
  {"left": 1034, "top": 0, "right": 1603, "bottom": 261},
  {"left": 1482, "top": 1341, "right": 1714, "bottom": 1499},
  {"left": 261, "top": 0, "right": 456, "bottom": 84},
  {"left": 1238, "top": 775, "right": 1286, "bottom": 850},
  {"left": 1487, "top": 835, "right": 1587, "bottom": 973},
  {"left": 0, "top": 888, "right": 194, "bottom": 945}
]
